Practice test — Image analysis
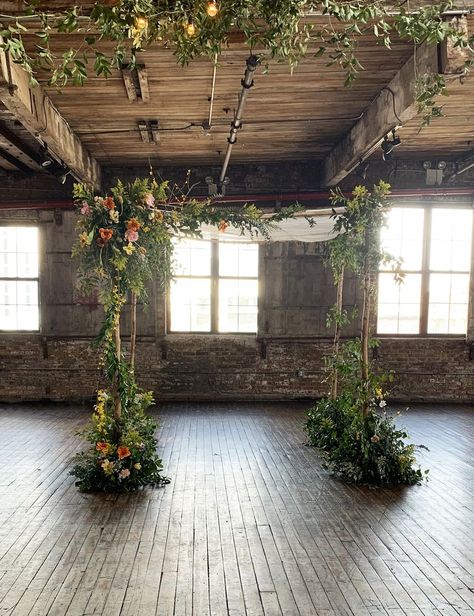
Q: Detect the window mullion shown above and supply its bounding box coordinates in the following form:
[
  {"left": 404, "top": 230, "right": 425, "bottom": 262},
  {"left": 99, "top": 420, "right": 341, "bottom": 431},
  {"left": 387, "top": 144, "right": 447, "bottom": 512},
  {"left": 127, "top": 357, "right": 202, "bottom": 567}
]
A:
[
  {"left": 211, "top": 240, "right": 219, "bottom": 333},
  {"left": 420, "top": 207, "right": 432, "bottom": 335}
]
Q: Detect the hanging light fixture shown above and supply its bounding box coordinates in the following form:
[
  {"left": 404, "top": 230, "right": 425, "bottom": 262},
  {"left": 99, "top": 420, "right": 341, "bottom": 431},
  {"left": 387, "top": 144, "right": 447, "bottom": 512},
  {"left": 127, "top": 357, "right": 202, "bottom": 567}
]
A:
[
  {"left": 207, "top": 1, "right": 219, "bottom": 17},
  {"left": 134, "top": 15, "right": 148, "bottom": 30},
  {"left": 185, "top": 18, "right": 196, "bottom": 36}
]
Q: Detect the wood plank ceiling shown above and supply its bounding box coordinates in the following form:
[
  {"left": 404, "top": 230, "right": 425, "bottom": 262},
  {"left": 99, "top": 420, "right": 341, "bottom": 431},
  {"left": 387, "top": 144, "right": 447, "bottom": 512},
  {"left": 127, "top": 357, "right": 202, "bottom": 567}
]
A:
[
  {"left": 1, "top": 12, "right": 472, "bottom": 173},
  {"left": 22, "top": 32, "right": 417, "bottom": 167}
]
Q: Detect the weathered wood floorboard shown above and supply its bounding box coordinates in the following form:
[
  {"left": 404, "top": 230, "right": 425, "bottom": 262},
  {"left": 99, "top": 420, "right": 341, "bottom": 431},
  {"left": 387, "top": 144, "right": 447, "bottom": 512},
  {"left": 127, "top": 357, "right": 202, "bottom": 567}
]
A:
[{"left": 0, "top": 402, "right": 472, "bottom": 615}]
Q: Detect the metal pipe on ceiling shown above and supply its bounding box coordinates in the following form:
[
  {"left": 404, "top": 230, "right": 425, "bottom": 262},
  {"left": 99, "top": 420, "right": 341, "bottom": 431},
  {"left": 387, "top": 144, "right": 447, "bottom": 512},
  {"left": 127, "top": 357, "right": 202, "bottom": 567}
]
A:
[
  {"left": 218, "top": 54, "right": 260, "bottom": 187},
  {"left": 206, "top": 53, "right": 218, "bottom": 131}
]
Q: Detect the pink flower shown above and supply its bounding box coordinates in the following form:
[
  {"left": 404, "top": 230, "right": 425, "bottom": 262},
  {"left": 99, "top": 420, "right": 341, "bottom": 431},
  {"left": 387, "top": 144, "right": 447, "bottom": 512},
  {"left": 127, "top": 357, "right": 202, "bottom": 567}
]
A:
[
  {"left": 144, "top": 193, "right": 155, "bottom": 208},
  {"left": 80, "top": 201, "right": 91, "bottom": 216},
  {"left": 119, "top": 468, "right": 130, "bottom": 479},
  {"left": 125, "top": 229, "right": 139, "bottom": 243}
]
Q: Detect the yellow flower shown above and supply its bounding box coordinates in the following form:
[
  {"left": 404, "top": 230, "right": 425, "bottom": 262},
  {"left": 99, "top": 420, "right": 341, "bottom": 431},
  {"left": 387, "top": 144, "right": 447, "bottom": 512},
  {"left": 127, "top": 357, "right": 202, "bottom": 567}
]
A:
[
  {"left": 79, "top": 231, "right": 91, "bottom": 247},
  {"left": 353, "top": 185, "right": 368, "bottom": 198},
  {"left": 101, "top": 459, "right": 115, "bottom": 476},
  {"left": 143, "top": 226, "right": 150, "bottom": 232},
  {"left": 124, "top": 242, "right": 135, "bottom": 255},
  {"left": 134, "top": 463, "right": 142, "bottom": 470},
  {"left": 109, "top": 209, "right": 119, "bottom": 223}
]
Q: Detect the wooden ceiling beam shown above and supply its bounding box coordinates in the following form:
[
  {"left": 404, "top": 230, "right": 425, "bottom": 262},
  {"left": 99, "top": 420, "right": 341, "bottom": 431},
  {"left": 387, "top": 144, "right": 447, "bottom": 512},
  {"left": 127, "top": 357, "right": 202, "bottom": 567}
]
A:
[
  {"left": 322, "top": 43, "right": 438, "bottom": 187},
  {"left": 0, "top": 44, "right": 101, "bottom": 189},
  {"left": 322, "top": 19, "right": 471, "bottom": 187},
  {"left": 0, "top": 122, "right": 44, "bottom": 171}
]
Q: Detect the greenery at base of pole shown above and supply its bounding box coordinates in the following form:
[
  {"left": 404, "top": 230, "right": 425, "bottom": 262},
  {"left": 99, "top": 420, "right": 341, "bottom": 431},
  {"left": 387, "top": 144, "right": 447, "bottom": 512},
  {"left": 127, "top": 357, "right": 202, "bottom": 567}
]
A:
[
  {"left": 305, "top": 182, "right": 429, "bottom": 486},
  {"left": 70, "top": 177, "right": 297, "bottom": 492}
]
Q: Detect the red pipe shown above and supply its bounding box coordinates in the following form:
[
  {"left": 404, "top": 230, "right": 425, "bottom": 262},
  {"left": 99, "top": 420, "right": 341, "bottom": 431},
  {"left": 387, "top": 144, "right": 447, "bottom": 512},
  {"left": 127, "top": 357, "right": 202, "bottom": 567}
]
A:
[{"left": 0, "top": 187, "right": 473, "bottom": 210}]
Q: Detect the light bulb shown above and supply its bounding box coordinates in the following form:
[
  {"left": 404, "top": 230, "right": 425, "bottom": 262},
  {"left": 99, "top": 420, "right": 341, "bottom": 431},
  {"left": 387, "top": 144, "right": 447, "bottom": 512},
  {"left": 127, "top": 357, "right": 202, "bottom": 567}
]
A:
[
  {"left": 134, "top": 15, "right": 148, "bottom": 30},
  {"left": 207, "top": 1, "right": 219, "bottom": 17},
  {"left": 186, "top": 21, "right": 196, "bottom": 36}
]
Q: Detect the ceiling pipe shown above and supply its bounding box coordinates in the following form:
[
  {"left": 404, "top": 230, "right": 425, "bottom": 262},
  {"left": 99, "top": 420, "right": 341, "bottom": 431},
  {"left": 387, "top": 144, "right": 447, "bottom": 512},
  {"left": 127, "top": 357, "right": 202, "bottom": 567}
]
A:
[
  {"left": 1, "top": 187, "right": 474, "bottom": 211},
  {"left": 216, "top": 54, "right": 260, "bottom": 193},
  {"left": 205, "top": 53, "right": 218, "bottom": 132}
]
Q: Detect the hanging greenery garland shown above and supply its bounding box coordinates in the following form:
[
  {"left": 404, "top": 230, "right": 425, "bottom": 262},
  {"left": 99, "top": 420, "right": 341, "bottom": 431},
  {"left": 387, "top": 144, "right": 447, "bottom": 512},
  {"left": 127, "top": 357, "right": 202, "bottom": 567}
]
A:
[
  {"left": 0, "top": 1, "right": 472, "bottom": 122},
  {"left": 70, "top": 177, "right": 297, "bottom": 491}
]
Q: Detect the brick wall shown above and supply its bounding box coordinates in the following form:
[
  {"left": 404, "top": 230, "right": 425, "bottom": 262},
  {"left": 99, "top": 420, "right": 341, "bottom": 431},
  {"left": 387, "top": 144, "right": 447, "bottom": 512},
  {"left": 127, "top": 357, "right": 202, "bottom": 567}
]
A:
[{"left": 1, "top": 163, "right": 474, "bottom": 403}]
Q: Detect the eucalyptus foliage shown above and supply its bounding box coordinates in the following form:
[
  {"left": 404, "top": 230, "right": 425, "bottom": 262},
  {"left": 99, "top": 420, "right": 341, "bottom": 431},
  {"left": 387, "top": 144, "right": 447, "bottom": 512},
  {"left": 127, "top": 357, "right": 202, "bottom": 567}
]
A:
[{"left": 0, "top": 1, "right": 472, "bottom": 121}]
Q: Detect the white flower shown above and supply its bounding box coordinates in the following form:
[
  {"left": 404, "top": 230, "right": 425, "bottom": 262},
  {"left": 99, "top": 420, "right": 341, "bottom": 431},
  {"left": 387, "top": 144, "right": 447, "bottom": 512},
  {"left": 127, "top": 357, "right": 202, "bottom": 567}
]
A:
[{"left": 379, "top": 400, "right": 387, "bottom": 408}]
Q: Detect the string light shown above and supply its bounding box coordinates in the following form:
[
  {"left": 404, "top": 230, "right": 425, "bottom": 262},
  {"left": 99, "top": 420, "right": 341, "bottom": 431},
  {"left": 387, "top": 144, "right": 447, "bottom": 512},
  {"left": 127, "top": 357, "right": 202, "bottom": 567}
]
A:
[
  {"left": 207, "top": 1, "right": 219, "bottom": 17},
  {"left": 185, "top": 19, "right": 196, "bottom": 36},
  {"left": 134, "top": 15, "right": 148, "bottom": 30}
]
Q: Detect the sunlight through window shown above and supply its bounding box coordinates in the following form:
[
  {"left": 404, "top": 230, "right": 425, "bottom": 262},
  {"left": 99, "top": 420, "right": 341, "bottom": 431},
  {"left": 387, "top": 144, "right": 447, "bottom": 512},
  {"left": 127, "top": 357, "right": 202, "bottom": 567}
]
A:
[
  {"left": 169, "top": 239, "right": 258, "bottom": 333},
  {"left": 377, "top": 206, "right": 472, "bottom": 335},
  {"left": 0, "top": 227, "right": 40, "bottom": 331}
]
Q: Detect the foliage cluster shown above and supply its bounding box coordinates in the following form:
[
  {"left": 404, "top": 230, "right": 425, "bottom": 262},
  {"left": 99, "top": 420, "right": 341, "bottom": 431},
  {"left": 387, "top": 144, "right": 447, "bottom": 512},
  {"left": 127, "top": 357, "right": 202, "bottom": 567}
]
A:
[
  {"left": 72, "top": 177, "right": 290, "bottom": 303},
  {"left": 305, "top": 183, "right": 428, "bottom": 486},
  {"left": 0, "top": 1, "right": 472, "bottom": 122},
  {"left": 306, "top": 394, "right": 428, "bottom": 486}
]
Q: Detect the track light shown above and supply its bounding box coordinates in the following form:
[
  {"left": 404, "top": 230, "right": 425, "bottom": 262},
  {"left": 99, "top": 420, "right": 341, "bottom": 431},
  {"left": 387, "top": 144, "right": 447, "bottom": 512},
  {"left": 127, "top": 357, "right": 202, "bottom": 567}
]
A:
[
  {"left": 59, "top": 170, "right": 72, "bottom": 184},
  {"left": 381, "top": 129, "right": 401, "bottom": 162},
  {"left": 39, "top": 144, "right": 53, "bottom": 168}
]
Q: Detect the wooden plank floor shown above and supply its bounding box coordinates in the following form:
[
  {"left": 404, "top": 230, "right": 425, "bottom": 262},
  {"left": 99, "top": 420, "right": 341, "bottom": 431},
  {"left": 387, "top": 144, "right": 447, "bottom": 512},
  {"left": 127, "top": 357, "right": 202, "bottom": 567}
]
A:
[{"left": 0, "top": 402, "right": 473, "bottom": 616}]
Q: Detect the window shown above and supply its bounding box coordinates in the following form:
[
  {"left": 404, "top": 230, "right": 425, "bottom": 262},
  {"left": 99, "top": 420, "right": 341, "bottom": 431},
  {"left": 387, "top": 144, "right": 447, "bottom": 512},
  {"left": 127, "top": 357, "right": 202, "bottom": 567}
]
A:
[
  {"left": 169, "top": 238, "right": 259, "bottom": 333},
  {"left": 377, "top": 206, "right": 473, "bottom": 335},
  {"left": 0, "top": 226, "right": 40, "bottom": 331}
]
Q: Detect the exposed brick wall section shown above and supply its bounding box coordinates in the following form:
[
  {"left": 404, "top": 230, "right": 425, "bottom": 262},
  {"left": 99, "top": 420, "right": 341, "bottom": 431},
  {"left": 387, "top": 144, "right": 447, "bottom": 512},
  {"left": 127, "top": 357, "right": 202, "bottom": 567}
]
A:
[
  {"left": 1, "top": 334, "right": 473, "bottom": 403},
  {"left": 1, "top": 164, "right": 473, "bottom": 403}
]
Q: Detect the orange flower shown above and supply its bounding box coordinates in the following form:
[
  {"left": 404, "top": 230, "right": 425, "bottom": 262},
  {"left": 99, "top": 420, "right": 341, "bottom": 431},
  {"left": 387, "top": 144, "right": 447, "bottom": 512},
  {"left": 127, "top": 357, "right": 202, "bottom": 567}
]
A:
[
  {"left": 117, "top": 445, "right": 131, "bottom": 460},
  {"left": 99, "top": 227, "right": 113, "bottom": 242},
  {"left": 218, "top": 220, "right": 229, "bottom": 233},
  {"left": 104, "top": 196, "right": 115, "bottom": 210},
  {"left": 96, "top": 441, "right": 109, "bottom": 454},
  {"left": 126, "top": 218, "right": 141, "bottom": 232}
]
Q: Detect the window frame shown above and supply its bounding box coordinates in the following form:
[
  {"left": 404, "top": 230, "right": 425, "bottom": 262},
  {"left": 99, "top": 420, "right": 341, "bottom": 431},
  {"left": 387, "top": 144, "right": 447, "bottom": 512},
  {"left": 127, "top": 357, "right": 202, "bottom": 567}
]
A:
[
  {"left": 167, "top": 238, "right": 259, "bottom": 335},
  {"left": 0, "top": 224, "right": 41, "bottom": 333},
  {"left": 377, "top": 203, "right": 474, "bottom": 338}
]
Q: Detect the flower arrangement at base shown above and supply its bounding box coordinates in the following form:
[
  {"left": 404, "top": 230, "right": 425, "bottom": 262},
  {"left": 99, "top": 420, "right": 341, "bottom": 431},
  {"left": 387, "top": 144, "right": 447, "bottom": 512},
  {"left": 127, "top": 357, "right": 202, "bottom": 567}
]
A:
[
  {"left": 70, "top": 177, "right": 296, "bottom": 492},
  {"left": 71, "top": 389, "right": 166, "bottom": 492}
]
